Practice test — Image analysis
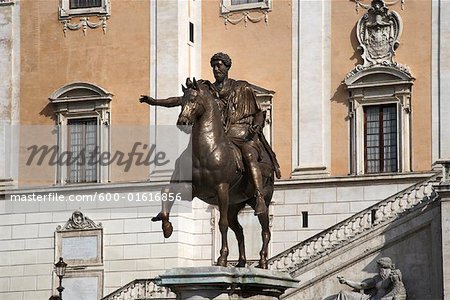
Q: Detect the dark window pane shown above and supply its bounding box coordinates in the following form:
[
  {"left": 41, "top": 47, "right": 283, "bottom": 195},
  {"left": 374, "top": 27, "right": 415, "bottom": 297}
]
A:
[
  {"left": 70, "top": 0, "right": 102, "bottom": 9},
  {"left": 364, "top": 104, "right": 398, "bottom": 173},
  {"left": 189, "top": 22, "right": 194, "bottom": 43},
  {"left": 231, "top": 0, "right": 263, "bottom": 4},
  {"left": 67, "top": 118, "right": 98, "bottom": 183},
  {"left": 302, "top": 211, "right": 308, "bottom": 228}
]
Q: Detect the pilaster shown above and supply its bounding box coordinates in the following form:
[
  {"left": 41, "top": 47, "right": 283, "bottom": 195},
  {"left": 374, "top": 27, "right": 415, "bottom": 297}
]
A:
[
  {"left": 291, "top": 0, "right": 331, "bottom": 179},
  {"left": 0, "top": 0, "right": 19, "bottom": 184},
  {"left": 432, "top": 0, "right": 450, "bottom": 163},
  {"left": 149, "top": 0, "right": 201, "bottom": 181}
]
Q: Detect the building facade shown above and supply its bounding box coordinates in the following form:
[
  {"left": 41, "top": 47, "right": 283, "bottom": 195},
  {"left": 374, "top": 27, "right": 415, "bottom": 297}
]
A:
[{"left": 0, "top": 0, "right": 449, "bottom": 299}]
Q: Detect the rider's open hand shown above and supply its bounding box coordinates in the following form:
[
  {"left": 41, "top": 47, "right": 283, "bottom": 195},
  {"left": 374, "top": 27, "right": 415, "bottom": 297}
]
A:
[{"left": 139, "top": 95, "right": 155, "bottom": 105}]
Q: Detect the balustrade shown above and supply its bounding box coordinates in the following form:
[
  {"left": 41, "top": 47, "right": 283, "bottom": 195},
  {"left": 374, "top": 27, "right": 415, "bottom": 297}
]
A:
[{"left": 264, "top": 174, "right": 440, "bottom": 274}]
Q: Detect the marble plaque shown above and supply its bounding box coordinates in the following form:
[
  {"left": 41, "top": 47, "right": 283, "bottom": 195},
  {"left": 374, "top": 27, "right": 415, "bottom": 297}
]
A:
[
  {"left": 63, "top": 276, "right": 98, "bottom": 300},
  {"left": 62, "top": 235, "right": 98, "bottom": 260}
]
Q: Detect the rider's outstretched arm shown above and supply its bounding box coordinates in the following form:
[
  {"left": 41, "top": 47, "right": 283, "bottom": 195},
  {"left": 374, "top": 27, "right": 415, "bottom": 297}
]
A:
[{"left": 139, "top": 95, "right": 182, "bottom": 107}]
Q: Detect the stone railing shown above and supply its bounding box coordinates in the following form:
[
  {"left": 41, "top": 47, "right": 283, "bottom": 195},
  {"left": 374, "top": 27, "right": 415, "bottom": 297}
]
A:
[
  {"left": 101, "top": 279, "right": 175, "bottom": 300},
  {"left": 264, "top": 173, "right": 440, "bottom": 273}
]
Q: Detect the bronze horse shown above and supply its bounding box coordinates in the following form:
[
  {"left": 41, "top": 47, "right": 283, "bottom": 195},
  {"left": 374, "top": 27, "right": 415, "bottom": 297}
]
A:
[
  {"left": 149, "top": 79, "right": 274, "bottom": 269},
  {"left": 153, "top": 79, "right": 275, "bottom": 268}
]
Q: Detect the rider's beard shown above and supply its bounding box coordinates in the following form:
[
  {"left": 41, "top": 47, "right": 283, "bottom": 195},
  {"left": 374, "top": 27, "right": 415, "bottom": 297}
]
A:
[{"left": 214, "top": 72, "right": 225, "bottom": 82}]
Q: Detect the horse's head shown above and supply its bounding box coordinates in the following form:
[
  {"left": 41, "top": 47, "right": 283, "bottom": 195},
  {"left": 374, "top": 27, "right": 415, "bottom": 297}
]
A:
[{"left": 177, "top": 78, "right": 208, "bottom": 133}]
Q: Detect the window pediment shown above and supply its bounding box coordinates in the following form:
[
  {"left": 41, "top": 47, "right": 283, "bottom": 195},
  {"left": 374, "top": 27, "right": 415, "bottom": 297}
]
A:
[
  {"left": 345, "top": 66, "right": 414, "bottom": 88},
  {"left": 50, "top": 82, "right": 112, "bottom": 99},
  {"left": 49, "top": 82, "right": 112, "bottom": 110}
]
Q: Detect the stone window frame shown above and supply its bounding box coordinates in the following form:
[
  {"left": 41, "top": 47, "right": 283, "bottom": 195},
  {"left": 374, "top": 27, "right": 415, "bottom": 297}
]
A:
[
  {"left": 345, "top": 67, "right": 414, "bottom": 175},
  {"left": 251, "top": 84, "right": 275, "bottom": 146},
  {"left": 59, "top": 0, "right": 111, "bottom": 19},
  {"left": 49, "top": 82, "right": 112, "bottom": 185},
  {"left": 220, "top": 0, "right": 272, "bottom": 14}
]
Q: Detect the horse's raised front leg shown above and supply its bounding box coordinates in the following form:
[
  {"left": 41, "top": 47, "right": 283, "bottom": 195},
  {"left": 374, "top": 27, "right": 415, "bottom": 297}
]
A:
[
  {"left": 216, "top": 182, "right": 230, "bottom": 267},
  {"left": 228, "top": 202, "right": 246, "bottom": 267},
  {"left": 257, "top": 211, "right": 271, "bottom": 269}
]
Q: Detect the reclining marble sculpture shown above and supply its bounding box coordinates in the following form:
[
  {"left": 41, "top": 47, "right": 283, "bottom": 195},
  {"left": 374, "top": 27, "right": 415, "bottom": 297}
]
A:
[{"left": 335, "top": 257, "right": 407, "bottom": 300}]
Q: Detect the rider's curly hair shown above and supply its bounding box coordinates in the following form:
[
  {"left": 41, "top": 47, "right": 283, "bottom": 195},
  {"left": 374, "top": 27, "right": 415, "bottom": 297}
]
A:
[{"left": 210, "top": 52, "right": 232, "bottom": 69}]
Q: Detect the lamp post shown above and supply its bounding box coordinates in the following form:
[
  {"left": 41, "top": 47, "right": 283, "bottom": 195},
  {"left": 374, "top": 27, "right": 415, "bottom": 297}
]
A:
[{"left": 54, "top": 257, "right": 67, "bottom": 299}]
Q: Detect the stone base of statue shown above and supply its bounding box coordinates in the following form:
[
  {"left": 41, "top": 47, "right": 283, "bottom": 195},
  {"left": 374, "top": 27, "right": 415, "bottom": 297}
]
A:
[{"left": 155, "top": 266, "right": 299, "bottom": 300}]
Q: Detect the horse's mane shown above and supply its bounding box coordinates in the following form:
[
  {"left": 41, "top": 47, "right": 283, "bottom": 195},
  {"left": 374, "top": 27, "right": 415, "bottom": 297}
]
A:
[{"left": 197, "top": 80, "right": 216, "bottom": 96}]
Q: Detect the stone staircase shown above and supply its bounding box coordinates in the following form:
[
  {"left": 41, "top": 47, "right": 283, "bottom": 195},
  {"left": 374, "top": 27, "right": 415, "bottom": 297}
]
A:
[
  {"left": 261, "top": 173, "right": 440, "bottom": 275},
  {"left": 102, "top": 173, "right": 441, "bottom": 300},
  {"left": 102, "top": 279, "right": 175, "bottom": 300}
]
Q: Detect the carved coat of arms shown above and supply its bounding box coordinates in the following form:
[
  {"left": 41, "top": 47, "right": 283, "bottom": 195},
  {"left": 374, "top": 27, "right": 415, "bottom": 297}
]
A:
[{"left": 357, "top": 0, "right": 402, "bottom": 67}]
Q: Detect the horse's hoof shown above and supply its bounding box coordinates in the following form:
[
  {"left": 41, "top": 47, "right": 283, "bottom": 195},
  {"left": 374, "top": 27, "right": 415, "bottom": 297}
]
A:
[
  {"left": 162, "top": 221, "right": 173, "bottom": 238},
  {"left": 236, "top": 260, "right": 246, "bottom": 268},
  {"left": 216, "top": 258, "right": 227, "bottom": 267},
  {"left": 257, "top": 260, "right": 268, "bottom": 269}
]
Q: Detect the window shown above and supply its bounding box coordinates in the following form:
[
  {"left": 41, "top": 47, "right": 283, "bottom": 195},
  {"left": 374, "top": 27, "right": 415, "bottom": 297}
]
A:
[
  {"left": 59, "top": 0, "right": 110, "bottom": 19},
  {"left": 364, "top": 105, "right": 398, "bottom": 173},
  {"left": 221, "top": 0, "right": 271, "bottom": 13},
  {"left": 302, "top": 211, "right": 308, "bottom": 228},
  {"left": 70, "top": 0, "right": 101, "bottom": 9},
  {"left": 189, "top": 22, "right": 194, "bottom": 44},
  {"left": 49, "top": 82, "right": 112, "bottom": 184},
  {"left": 67, "top": 118, "right": 98, "bottom": 183},
  {"left": 345, "top": 68, "right": 413, "bottom": 175},
  {"left": 231, "top": 0, "right": 263, "bottom": 4}
]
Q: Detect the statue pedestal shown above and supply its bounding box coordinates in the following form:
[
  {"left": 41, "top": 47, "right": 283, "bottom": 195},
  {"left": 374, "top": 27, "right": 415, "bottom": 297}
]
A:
[{"left": 156, "top": 266, "right": 299, "bottom": 300}]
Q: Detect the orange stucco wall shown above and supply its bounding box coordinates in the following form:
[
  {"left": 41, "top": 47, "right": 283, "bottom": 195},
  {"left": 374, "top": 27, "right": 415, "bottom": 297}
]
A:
[
  {"left": 20, "top": 0, "right": 150, "bottom": 125},
  {"left": 17, "top": 0, "right": 433, "bottom": 185},
  {"left": 201, "top": 0, "right": 292, "bottom": 179},
  {"left": 19, "top": 0, "right": 150, "bottom": 185},
  {"left": 330, "top": 0, "right": 432, "bottom": 175}
]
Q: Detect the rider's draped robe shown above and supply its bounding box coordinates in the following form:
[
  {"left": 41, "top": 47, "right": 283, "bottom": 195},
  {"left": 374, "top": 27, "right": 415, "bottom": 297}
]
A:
[{"left": 208, "top": 79, "right": 281, "bottom": 178}]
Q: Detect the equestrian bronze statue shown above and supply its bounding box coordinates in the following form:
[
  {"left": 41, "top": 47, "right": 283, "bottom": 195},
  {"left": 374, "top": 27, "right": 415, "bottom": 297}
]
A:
[{"left": 139, "top": 53, "right": 280, "bottom": 268}]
